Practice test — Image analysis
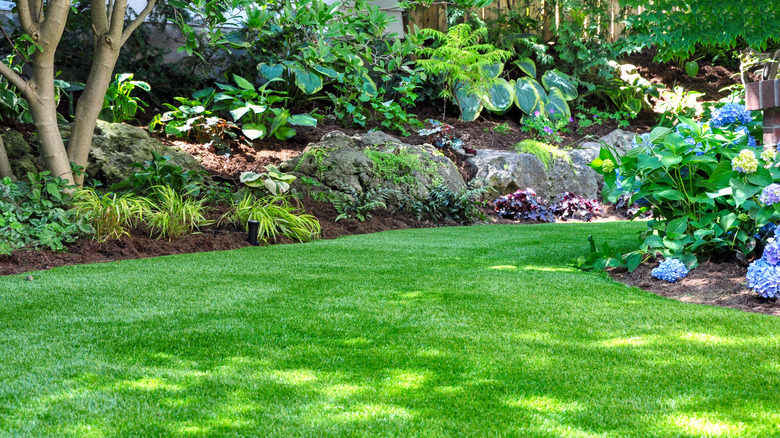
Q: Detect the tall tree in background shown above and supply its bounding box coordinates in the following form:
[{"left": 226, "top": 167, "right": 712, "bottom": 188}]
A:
[{"left": 0, "top": 0, "right": 157, "bottom": 185}]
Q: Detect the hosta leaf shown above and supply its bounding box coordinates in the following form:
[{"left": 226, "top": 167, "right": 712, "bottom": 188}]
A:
[
  {"left": 239, "top": 171, "right": 264, "bottom": 187},
  {"left": 483, "top": 78, "right": 513, "bottom": 113},
  {"left": 232, "top": 74, "right": 255, "bottom": 91},
  {"left": 312, "top": 65, "right": 340, "bottom": 78},
  {"left": 258, "top": 63, "right": 285, "bottom": 80},
  {"left": 242, "top": 123, "right": 267, "bottom": 140},
  {"left": 288, "top": 114, "right": 318, "bottom": 126},
  {"left": 546, "top": 88, "right": 571, "bottom": 120},
  {"left": 541, "top": 70, "right": 577, "bottom": 100},
  {"left": 274, "top": 126, "right": 297, "bottom": 140},
  {"left": 230, "top": 106, "right": 251, "bottom": 121},
  {"left": 454, "top": 83, "right": 483, "bottom": 122},
  {"left": 514, "top": 77, "right": 548, "bottom": 115},
  {"left": 480, "top": 62, "right": 504, "bottom": 79},
  {"left": 292, "top": 68, "right": 323, "bottom": 95},
  {"left": 514, "top": 57, "right": 536, "bottom": 78}
]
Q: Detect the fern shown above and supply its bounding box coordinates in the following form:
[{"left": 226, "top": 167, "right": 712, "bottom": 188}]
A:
[{"left": 415, "top": 24, "right": 511, "bottom": 100}]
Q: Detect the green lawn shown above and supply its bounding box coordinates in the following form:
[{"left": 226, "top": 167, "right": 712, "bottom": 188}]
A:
[{"left": 1, "top": 222, "right": 779, "bottom": 437}]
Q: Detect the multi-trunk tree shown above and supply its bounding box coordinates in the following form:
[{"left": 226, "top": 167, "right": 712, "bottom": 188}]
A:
[{"left": 0, "top": 0, "right": 156, "bottom": 185}]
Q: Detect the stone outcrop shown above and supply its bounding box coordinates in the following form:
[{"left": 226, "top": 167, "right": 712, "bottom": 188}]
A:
[{"left": 280, "top": 131, "right": 465, "bottom": 199}]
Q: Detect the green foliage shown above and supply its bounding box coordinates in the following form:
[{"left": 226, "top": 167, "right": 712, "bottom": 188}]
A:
[
  {"left": 591, "top": 113, "right": 771, "bottom": 265},
  {"left": 656, "top": 86, "right": 705, "bottom": 127},
  {"left": 240, "top": 165, "right": 297, "bottom": 195},
  {"left": 415, "top": 23, "right": 511, "bottom": 121},
  {"left": 515, "top": 140, "right": 571, "bottom": 172},
  {"left": 574, "top": 105, "right": 632, "bottom": 132},
  {"left": 98, "top": 73, "right": 151, "bottom": 123},
  {"left": 151, "top": 87, "right": 239, "bottom": 144},
  {"left": 71, "top": 188, "right": 151, "bottom": 242},
  {"left": 331, "top": 186, "right": 397, "bottom": 222},
  {"left": 365, "top": 148, "right": 427, "bottom": 188},
  {"left": 402, "top": 182, "right": 488, "bottom": 224},
  {"left": 0, "top": 56, "right": 32, "bottom": 124},
  {"left": 110, "top": 152, "right": 206, "bottom": 197},
  {"left": 145, "top": 185, "right": 212, "bottom": 240},
  {"left": 623, "top": 0, "right": 780, "bottom": 62},
  {"left": 486, "top": 122, "right": 512, "bottom": 135},
  {"left": 221, "top": 193, "right": 321, "bottom": 242},
  {"left": 0, "top": 173, "right": 93, "bottom": 254},
  {"left": 519, "top": 112, "right": 571, "bottom": 144}
]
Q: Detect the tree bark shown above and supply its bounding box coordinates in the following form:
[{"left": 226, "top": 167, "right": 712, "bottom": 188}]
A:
[{"left": 0, "top": 134, "right": 16, "bottom": 180}]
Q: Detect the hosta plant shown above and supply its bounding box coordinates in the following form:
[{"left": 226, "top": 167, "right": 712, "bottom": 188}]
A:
[
  {"left": 240, "top": 165, "right": 297, "bottom": 195},
  {"left": 591, "top": 105, "right": 773, "bottom": 267}
]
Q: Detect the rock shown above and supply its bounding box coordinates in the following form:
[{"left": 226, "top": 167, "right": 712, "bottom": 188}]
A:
[
  {"left": 467, "top": 149, "right": 597, "bottom": 201},
  {"left": 280, "top": 131, "right": 465, "bottom": 199},
  {"left": 2, "top": 130, "right": 40, "bottom": 178},
  {"left": 601, "top": 129, "right": 638, "bottom": 156},
  {"left": 62, "top": 121, "right": 207, "bottom": 187}
]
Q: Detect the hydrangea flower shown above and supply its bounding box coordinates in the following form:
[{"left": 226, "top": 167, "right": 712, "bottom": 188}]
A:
[
  {"left": 732, "top": 149, "right": 758, "bottom": 173},
  {"left": 746, "top": 258, "right": 780, "bottom": 299},
  {"left": 761, "top": 148, "right": 777, "bottom": 163},
  {"left": 763, "top": 241, "right": 780, "bottom": 265},
  {"left": 601, "top": 159, "right": 615, "bottom": 173},
  {"left": 631, "top": 133, "right": 652, "bottom": 149},
  {"left": 711, "top": 103, "right": 753, "bottom": 128},
  {"left": 735, "top": 126, "right": 758, "bottom": 148},
  {"left": 651, "top": 258, "right": 689, "bottom": 282},
  {"left": 760, "top": 184, "right": 780, "bottom": 205}
]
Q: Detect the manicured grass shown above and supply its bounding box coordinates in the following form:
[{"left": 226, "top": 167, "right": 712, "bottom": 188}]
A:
[{"left": 1, "top": 222, "right": 779, "bottom": 437}]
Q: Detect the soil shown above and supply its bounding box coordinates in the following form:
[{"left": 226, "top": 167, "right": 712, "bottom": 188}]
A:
[{"left": 5, "top": 49, "right": 777, "bottom": 316}]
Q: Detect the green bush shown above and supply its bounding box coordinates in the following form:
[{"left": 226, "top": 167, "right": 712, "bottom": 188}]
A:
[{"left": 221, "top": 194, "right": 320, "bottom": 243}]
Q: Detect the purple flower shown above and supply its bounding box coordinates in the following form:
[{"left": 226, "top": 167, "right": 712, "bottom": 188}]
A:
[
  {"left": 544, "top": 126, "right": 553, "bottom": 134},
  {"left": 534, "top": 110, "right": 540, "bottom": 117},
  {"left": 568, "top": 117, "right": 574, "bottom": 123},
  {"left": 764, "top": 241, "right": 780, "bottom": 265},
  {"left": 761, "top": 184, "right": 780, "bottom": 205},
  {"left": 550, "top": 109, "right": 555, "bottom": 114}
]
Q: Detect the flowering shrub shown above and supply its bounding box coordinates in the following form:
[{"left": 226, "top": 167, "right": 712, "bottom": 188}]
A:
[
  {"left": 747, "top": 228, "right": 780, "bottom": 299},
  {"left": 651, "top": 258, "right": 689, "bottom": 282},
  {"left": 493, "top": 189, "right": 555, "bottom": 223},
  {"left": 551, "top": 192, "right": 603, "bottom": 222},
  {"left": 591, "top": 106, "right": 775, "bottom": 266}
]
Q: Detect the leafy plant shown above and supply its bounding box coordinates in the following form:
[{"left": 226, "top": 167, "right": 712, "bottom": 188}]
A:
[
  {"left": 656, "top": 86, "right": 705, "bottom": 127},
  {"left": 151, "top": 87, "right": 238, "bottom": 143},
  {"left": 110, "top": 151, "right": 206, "bottom": 197},
  {"left": 550, "top": 192, "right": 603, "bottom": 222},
  {"left": 220, "top": 193, "right": 320, "bottom": 242},
  {"left": 575, "top": 105, "right": 632, "bottom": 132},
  {"left": 486, "top": 122, "right": 512, "bottom": 135},
  {"left": 0, "top": 173, "right": 93, "bottom": 254},
  {"left": 519, "top": 110, "right": 572, "bottom": 144},
  {"left": 145, "top": 185, "right": 212, "bottom": 240},
  {"left": 331, "top": 186, "right": 398, "bottom": 222},
  {"left": 493, "top": 189, "right": 556, "bottom": 223},
  {"left": 71, "top": 188, "right": 151, "bottom": 242},
  {"left": 403, "top": 182, "right": 488, "bottom": 224},
  {"left": 240, "top": 165, "right": 297, "bottom": 195},
  {"left": 99, "top": 73, "right": 151, "bottom": 123},
  {"left": 591, "top": 106, "right": 771, "bottom": 266},
  {"left": 415, "top": 23, "right": 512, "bottom": 121},
  {"left": 365, "top": 148, "right": 431, "bottom": 188}
]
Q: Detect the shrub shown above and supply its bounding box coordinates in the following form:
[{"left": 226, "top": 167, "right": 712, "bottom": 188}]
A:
[
  {"left": 551, "top": 192, "right": 602, "bottom": 222},
  {"left": 591, "top": 105, "right": 772, "bottom": 267},
  {"left": 0, "top": 173, "right": 93, "bottom": 254},
  {"left": 110, "top": 151, "right": 206, "bottom": 197},
  {"left": 145, "top": 186, "right": 212, "bottom": 240}
]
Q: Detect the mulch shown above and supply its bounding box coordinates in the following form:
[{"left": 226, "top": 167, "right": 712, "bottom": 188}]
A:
[{"left": 3, "top": 48, "right": 777, "bottom": 316}]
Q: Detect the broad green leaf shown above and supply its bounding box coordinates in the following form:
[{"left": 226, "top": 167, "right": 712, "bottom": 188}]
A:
[
  {"left": 288, "top": 114, "right": 318, "bottom": 126},
  {"left": 731, "top": 178, "right": 762, "bottom": 207},
  {"left": 230, "top": 106, "right": 251, "bottom": 121},
  {"left": 292, "top": 68, "right": 323, "bottom": 95},
  {"left": 541, "top": 70, "right": 577, "bottom": 100},
  {"left": 480, "top": 63, "right": 504, "bottom": 79},
  {"left": 482, "top": 78, "right": 513, "bottom": 113},
  {"left": 666, "top": 217, "right": 688, "bottom": 239},
  {"left": 643, "top": 234, "right": 664, "bottom": 248},
  {"left": 121, "top": 100, "right": 138, "bottom": 117},
  {"left": 274, "top": 126, "right": 297, "bottom": 140},
  {"left": 360, "top": 73, "right": 377, "bottom": 96},
  {"left": 454, "top": 83, "right": 483, "bottom": 122},
  {"left": 655, "top": 189, "right": 687, "bottom": 201},
  {"left": 662, "top": 237, "right": 683, "bottom": 252},
  {"left": 514, "top": 77, "right": 548, "bottom": 115},
  {"left": 707, "top": 159, "right": 734, "bottom": 186},
  {"left": 658, "top": 152, "right": 683, "bottom": 167},
  {"left": 514, "top": 57, "right": 536, "bottom": 78},
  {"left": 625, "top": 253, "right": 642, "bottom": 272},
  {"left": 746, "top": 167, "right": 773, "bottom": 186},
  {"left": 720, "top": 212, "right": 737, "bottom": 231},
  {"left": 685, "top": 60, "right": 699, "bottom": 78},
  {"left": 269, "top": 111, "right": 289, "bottom": 136},
  {"left": 239, "top": 171, "right": 264, "bottom": 187},
  {"left": 242, "top": 123, "right": 267, "bottom": 140},
  {"left": 258, "top": 63, "right": 285, "bottom": 80},
  {"left": 312, "top": 65, "right": 340, "bottom": 78},
  {"left": 678, "top": 253, "right": 698, "bottom": 269},
  {"left": 546, "top": 88, "right": 571, "bottom": 120},
  {"left": 647, "top": 126, "right": 672, "bottom": 144},
  {"left": 232, "top": 74, "right": 255, "bottom": 92}
]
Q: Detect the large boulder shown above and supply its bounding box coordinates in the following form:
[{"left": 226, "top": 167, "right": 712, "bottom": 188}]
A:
[
  {"left": 467, "top": 150, "right": 598, "bottom": 201},
  {"left": 1, "top": 129, "right": 39, "bottom": 178},
  {"left": 62, "top": 121, "right": 207, "bottom": 186},
  {"left": 280, "top": 131, "right": 465, "bottom": 199}
]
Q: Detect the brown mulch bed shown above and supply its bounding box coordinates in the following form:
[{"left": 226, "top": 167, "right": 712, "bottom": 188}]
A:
[{"left": 611, "top": 260, "right": 779, "bottom": 317}]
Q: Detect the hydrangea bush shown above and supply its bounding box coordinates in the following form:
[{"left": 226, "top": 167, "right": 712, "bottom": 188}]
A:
[
  {"left": 746, "top": 228, "right": 780, "bottom": 299},
  {"left": 651, "top": 258, "right": 689, "bottom": 282},
  {"left": 591, "top": 104, "right": 776, "bottom": 267}
]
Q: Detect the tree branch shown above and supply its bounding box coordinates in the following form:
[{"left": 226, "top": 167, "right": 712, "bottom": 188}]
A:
[
  {"left": 0, "top": 62, "right": 32, "bottom": 101},
  {"left": 0, "top": 25, "right": 31, "bottom": 64},
  {"left": 90, "top": 0, "right": 109, "bottom": 35},
  {"left": 109, "top": 0, "right": 128, "bottom": 39},
  {"left": 15, "top": 0, "right": 35, "bottom": 34},
  {"left": 121, "top": 0, "right": 157, "bottom": 46}
]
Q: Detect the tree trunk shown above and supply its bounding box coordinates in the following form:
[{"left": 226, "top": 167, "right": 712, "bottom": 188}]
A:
[
  {"left": 67, "top": 42, "right": 121, "bottom": 186},
  {"left": 0, "top": 134, "right": 15, "bottom": 180}
]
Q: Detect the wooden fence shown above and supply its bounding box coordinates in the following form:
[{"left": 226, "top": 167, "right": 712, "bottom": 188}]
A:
[{"left": 405, "top": 0, "right": 643, "bottom": 42}]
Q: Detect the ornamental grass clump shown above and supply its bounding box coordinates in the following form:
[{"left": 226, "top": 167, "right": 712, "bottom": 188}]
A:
[{"left": 651, "top": 258, "right": 689, "bottom": 282}]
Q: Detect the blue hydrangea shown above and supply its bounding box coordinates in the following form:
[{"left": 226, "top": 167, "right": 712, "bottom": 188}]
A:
[
  {"left": 711, "top": 103, "right": 753, "bottom": 128},
  {"left": 746, "top": 258, "right": 780, "bottom": 299},
  {"left": 651, "top": 258, "right": 689, "bottom": 282},
  {"left": 734, "top": 126, "right": 758, "bottom": 148},
  {"left": 631, "top": 133, "right": 652, "bottom": 149},
  {"left": 760, "top": 184, "right": 780, "bottom": 205},
  {"left": 764, "top": 241, "right": 780, "bottom": 265},
  {"left": 676, "top": 122, "right": 697, "bottom": 136}
]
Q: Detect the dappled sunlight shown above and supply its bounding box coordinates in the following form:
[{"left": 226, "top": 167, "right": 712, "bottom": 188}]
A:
[
  {"left": 266, "top": 369, "right": 319, "bottom": 386},
  {"left": 521, "top": 265, "right": 577, "bottom": 273},
  {"left": 504, "top": 395, "right": 583, "bottom": 414},
  {"left": 595, "top": 336, "right": 650, "bottom": 348},
  {"left": 382, "top": 369, "right": 431, "bottom": 391},
  {"left": 667, "top": 413, "right": 746, "bottom": 436},
  {"left": 329, "top": 403, "right": 415, "bottom": 423},
  {"left": 322, "top": 383, "right": 365, "bottom": 398},
  {"left": 488, "top": 265, "right": 518, "bottom": 270},
  {"left": 679, "top": 332, "right": 737, "bottom": 345},
  {"left": 119, "top": 377, "right": 182, "bottom": 392}
]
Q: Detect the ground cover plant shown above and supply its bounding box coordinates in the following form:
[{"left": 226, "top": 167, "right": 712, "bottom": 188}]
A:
[{"left": 2, "top": 223, "right": 780, "bottom": 436}]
